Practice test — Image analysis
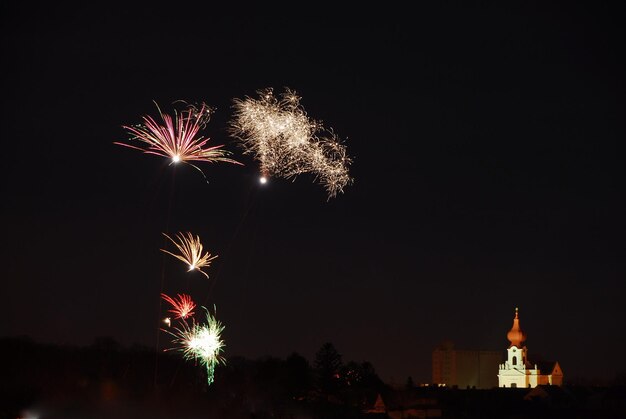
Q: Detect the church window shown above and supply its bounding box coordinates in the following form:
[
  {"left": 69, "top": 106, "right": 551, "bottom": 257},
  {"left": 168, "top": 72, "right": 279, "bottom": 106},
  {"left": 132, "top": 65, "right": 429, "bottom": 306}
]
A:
[{"left": 512, "top": 356, "right": 517, "bottom": 365}]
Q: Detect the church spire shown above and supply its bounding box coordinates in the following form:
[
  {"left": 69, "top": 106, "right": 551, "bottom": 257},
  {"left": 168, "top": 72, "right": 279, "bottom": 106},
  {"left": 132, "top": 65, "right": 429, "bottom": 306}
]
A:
[{"left": 506, "top": 307, "right": 527, "bottom": 348}]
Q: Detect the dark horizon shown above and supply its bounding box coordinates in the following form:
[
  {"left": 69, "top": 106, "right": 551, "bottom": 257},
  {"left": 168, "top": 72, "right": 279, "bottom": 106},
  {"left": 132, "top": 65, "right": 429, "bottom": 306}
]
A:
[
  {"left": 1, "top": 2, "right": 624, "bottom": 386},
  {"left": 5, "top": 335, "right": 625, "bottom": 419}
]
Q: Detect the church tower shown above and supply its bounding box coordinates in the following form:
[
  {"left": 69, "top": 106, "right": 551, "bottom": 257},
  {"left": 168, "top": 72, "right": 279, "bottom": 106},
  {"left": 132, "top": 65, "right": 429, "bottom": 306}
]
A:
[
  {"left": 506, "top": 307, "right": 528, "bottom": 370},
  {"left": 498, "top": 307, "right": 529, "bottom": 388},
  {"left": 498, "top": 308, "right": 563, "bottom": 388}
]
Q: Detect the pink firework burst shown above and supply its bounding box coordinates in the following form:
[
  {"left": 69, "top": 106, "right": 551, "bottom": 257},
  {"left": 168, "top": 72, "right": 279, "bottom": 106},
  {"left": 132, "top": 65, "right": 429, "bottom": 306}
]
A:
[
  {"left": 116, "top": 101, "right": 242, "bottom": 168},
  {"left": 161, "top": 293, "right": 197, "bottom": 319}
]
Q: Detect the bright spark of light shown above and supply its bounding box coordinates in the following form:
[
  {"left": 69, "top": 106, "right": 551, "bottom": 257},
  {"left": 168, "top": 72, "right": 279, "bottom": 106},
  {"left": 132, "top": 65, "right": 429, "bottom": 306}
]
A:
[
  {"left": 115, "top": 101, "right": 242, "bottom": 169},
  {"left": 259, "top": 176, "right": 267, "bottom": 184},
  {"left": 163, "top": 317, "right": 171, "bottom": 327},
  {"left": 161, "top": 232, "right": 217, "bottom": 279},
  {"left": 229, "top": 87, "right": 353, "bottom": 199},
  {"left": 161, "top": 293, "right": 196, "bottom": 319},
  {"left": 163, "top": 307, "right": 226, "bottom": 386}
]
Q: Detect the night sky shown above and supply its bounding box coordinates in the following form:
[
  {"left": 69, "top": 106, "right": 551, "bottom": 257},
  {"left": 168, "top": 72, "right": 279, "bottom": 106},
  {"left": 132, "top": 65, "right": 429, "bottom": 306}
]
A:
[{"left": 2, "top": 3, "right": 624, "bottom": 385}]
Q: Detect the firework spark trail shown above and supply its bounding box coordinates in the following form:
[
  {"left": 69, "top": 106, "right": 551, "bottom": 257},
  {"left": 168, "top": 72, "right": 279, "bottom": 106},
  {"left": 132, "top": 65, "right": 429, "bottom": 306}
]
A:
[
  {"left": 161, "top": 293, "right": 196, "bottom": 319},
  {"left": 115, "top": 101, "right": 242, "bottom": 173},
  {"left": 229, "top": 87, "right": 353, "bottom": 198},
  {"left": 161, "top": 232, "right": 217, "bottom": 279},
  {"left": 162, "top": 307, "right": 226, "bottom": 385}
]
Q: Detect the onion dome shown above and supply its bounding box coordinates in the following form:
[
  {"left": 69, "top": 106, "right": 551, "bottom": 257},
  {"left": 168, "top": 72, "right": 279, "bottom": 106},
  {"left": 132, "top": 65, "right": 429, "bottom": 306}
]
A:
[{"left": 507, "top": 307, "right": 527, "bottom": 348}]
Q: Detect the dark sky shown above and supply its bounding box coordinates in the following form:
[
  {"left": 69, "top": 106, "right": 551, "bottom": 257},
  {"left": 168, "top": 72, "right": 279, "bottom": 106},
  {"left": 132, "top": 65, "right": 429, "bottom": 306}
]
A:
[{"left": 1, "top": 2, "right": 624, "bottom": 385}]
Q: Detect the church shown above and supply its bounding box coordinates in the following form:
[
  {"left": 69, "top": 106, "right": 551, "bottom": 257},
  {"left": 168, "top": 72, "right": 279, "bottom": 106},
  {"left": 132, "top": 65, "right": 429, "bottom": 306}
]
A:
[{"left": 498, "top": 308, "right": 563, "bottom": 388}]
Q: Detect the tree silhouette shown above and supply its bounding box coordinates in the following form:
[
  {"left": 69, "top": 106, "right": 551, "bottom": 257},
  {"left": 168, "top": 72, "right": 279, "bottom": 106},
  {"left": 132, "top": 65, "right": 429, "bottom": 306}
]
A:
[
  {"left": 314, "top": 342, "right": 343, "bottom": 395},
  {"left": 286, "top": 352, "right": 313, "bottom": 398}
]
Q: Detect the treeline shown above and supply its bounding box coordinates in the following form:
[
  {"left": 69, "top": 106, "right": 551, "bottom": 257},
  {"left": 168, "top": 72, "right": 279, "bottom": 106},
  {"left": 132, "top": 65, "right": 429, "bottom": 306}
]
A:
[{"left": 0, "top": 336, "right": 388, "bottom": 418}]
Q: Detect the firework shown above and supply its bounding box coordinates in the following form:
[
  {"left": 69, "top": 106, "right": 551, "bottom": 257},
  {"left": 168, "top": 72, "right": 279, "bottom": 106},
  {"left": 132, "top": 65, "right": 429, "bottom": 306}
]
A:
[
  {"left": 116, "top": 101, "right": 242, "bottom": 170},
  {"left": 163, "top": 307, "right": 226, "bottom": 385},
  {"left": 229, "top": 87, "right": 353, "bottom": 198},
  {"left": 161, "top": 293, "right": 196, "bottom": 319},
  {"left": 161, "top": 232, "right": 217, "bottom": 279}
]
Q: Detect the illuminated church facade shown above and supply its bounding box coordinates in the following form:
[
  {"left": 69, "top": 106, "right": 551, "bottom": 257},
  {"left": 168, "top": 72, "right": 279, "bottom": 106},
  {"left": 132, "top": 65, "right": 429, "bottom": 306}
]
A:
[{"left": 498, "top": 308, "right": 563, "bottom": 388}]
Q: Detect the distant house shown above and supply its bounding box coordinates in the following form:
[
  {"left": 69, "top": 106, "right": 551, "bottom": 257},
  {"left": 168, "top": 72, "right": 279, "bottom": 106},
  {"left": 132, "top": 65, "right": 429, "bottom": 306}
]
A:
[
  {"left": 498, "top": 308, "right": 564, "bottom": 388},
  {"left": 380, "top": 391, "right": 442, "bottom": 418},
  {"left": 365, "top": 393, "right": 386, "bottom": 414},
  {"left": 524, "top": 384, "right": 574, "bottom": 403},
  {"left": 432, "top": 341, "right": 503, "bottom": 389}
]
